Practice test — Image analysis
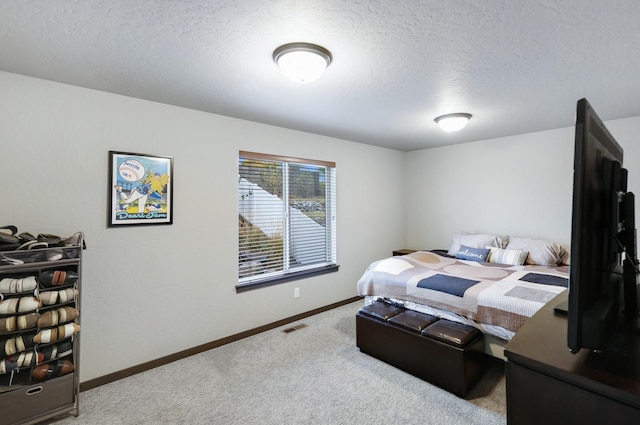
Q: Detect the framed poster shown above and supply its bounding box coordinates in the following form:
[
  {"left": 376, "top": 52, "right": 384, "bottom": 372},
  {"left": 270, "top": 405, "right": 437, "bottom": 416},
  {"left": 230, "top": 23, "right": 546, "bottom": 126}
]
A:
[{"left": 108, "top": 151, "right": 173, "bottom": 227}]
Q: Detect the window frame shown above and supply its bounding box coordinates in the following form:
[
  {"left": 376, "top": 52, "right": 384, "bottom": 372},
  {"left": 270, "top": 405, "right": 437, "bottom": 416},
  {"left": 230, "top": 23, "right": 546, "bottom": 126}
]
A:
[{"left": 237, "top": 151, "right": 338, "bottom": 292}]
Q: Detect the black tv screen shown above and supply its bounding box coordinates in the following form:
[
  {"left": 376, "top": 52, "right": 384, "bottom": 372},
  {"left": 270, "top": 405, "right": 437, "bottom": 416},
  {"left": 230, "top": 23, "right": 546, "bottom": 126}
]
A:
[{"left": 568, "top": 98, "right": 627, "bottom": 353}]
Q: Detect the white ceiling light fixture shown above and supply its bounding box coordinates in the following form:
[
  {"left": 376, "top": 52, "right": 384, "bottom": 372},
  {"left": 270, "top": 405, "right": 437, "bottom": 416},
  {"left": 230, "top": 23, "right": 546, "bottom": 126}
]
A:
[
  {"left": 434, "top": 113, "right": 472, "bottom": 132},
  {"left": 273, "top": 42, "right": 332, "bottom": 83}
]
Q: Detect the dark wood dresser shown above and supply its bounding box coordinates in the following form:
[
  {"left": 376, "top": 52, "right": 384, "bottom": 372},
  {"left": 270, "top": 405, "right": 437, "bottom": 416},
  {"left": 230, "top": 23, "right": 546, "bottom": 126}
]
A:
[{"left": 504, "top": 291, "right": 640, "bottom": 425}]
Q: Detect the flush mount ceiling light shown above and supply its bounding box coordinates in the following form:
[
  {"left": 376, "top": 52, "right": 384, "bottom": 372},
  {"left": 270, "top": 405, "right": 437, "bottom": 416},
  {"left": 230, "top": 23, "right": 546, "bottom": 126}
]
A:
[
  {"left": 273, "top": 42, "right": 332, "bottom": 83},
  {"left": 434, "top": 113, "right": 472, "bottom": 132}
]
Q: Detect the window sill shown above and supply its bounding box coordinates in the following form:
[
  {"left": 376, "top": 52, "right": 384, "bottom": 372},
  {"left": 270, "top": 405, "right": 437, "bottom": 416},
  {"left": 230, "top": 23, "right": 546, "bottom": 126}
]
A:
[{"left": 236, "top": 264, "right": 340, "bottom": 293}]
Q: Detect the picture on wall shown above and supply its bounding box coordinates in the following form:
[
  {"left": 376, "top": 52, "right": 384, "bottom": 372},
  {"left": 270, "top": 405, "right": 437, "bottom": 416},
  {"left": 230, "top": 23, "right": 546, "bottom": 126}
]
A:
[{"left": 108, "top": 151, "right": 173, "bottom": 227}]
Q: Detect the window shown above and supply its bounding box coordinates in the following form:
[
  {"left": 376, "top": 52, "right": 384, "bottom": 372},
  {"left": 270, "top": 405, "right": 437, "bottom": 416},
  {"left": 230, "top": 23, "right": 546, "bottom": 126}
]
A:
[{"left": 237, "top": 151, "right": 338, "bottom": 291}]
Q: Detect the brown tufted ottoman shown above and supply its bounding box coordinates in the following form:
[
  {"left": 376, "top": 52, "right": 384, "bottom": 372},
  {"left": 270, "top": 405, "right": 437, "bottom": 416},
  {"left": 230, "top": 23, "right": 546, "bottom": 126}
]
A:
[
  {"left": 356, "top": 300, "right": 485, "bottom": 397},
  {"left": 419, "top": 319, "right": 485, "bottom": 397}
]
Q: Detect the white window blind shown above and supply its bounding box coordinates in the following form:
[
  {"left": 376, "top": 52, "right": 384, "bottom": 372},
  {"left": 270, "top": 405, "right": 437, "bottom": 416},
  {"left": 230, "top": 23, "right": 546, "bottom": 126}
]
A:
[{"left": 238, "top": 151, "right": 337, "bottom": 290}]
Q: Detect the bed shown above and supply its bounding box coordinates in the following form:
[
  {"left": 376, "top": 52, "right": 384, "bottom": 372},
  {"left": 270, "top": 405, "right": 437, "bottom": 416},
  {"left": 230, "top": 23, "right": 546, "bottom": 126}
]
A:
[{"left": 357, "top": 233, "right": 570, "bottom": 359}]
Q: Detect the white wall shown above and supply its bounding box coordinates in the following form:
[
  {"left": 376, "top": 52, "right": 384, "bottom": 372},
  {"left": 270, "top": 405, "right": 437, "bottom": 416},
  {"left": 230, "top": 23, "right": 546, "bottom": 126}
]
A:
[
  {"left": 405, "top": 116, "right": 640, "bottom": 251},
  {"left": 607, "top": 116, "right": 640, "bottom": 208},
  {"left": 0, "top": 71, "right": 406, "bottom": 382}
]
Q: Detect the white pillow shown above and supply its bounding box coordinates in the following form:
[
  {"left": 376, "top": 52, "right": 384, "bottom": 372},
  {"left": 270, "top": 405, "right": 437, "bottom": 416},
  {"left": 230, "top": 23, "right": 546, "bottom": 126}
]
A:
[
  {"left": 506, "top": 237, "right": 569, "bottom": 266},
  {"left": 447, "top": 233, "right": 508, "bottom": 256},
  {"left": 487, "top": 247, "right": 528, "bottom": 266}
]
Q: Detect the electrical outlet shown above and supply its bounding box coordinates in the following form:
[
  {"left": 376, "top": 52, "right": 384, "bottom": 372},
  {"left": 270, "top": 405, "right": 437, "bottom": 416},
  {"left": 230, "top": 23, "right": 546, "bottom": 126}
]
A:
[{"left": 294, "top": 287, "right": 300, "bottom": 298}]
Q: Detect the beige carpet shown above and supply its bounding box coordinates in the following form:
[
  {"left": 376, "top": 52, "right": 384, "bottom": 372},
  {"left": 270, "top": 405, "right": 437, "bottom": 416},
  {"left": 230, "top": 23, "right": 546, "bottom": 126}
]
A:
[{"left": 51, "top": 300, "right": 506, "bottom": 424}]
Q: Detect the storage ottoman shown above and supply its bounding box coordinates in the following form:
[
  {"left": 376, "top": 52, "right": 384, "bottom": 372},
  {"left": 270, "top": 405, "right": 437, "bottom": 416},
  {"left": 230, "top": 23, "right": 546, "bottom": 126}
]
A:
[
  {"left": 356, "top": 301, "right": 485, "bottom": 398},
  {"left": 419, "top": 319, "right": 485, "bottom": 397}
]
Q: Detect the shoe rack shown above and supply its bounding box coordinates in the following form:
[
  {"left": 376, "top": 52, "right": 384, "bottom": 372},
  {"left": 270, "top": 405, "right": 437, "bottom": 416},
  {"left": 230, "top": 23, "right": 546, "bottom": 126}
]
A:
[{"left": 0, "top": 233, "right": 83, "bottom": 425}]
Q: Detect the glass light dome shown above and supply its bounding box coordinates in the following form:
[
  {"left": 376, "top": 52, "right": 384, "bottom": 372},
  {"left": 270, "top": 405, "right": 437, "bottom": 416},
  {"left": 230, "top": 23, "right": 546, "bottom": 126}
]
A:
[{"left": 273, "top": 43, "right": 332, "bottom": 83}]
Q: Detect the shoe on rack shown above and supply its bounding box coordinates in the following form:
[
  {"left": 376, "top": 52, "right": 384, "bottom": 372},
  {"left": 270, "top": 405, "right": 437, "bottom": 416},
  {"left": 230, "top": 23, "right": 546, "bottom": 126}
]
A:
[{"left": 31, "top": 359, "right": 74, "bottom": 381}]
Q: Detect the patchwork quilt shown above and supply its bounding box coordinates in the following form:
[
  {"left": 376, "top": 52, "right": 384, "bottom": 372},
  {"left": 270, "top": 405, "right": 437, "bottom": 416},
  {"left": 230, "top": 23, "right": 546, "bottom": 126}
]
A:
[{"left": 357, "top": 251, "right": 568, "bottom": 334}]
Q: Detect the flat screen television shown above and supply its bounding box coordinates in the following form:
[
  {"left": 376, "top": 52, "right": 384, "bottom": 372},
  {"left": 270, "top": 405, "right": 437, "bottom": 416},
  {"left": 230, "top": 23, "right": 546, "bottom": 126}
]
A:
[{"left": 567, "top": 98, "right": 640, "bottom": 354}]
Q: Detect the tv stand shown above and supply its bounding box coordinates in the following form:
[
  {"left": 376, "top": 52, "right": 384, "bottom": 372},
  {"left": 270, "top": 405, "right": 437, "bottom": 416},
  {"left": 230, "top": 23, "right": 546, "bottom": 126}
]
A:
[{"left": 504, "top": 292, "right": 640, "bottom": 425}]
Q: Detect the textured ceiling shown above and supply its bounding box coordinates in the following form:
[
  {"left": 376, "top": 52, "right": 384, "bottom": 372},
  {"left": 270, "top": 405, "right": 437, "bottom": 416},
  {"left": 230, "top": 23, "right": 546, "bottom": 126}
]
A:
[{"left": 1, "top": 0, "right": 640, "bottom": 151}]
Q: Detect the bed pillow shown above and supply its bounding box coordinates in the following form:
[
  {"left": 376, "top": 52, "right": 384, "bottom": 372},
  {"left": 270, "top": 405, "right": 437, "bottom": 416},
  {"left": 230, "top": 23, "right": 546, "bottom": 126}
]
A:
[
  {"left": 456, "top": 245, "right": 491, "bottom": 262},
  {"left": 506, "top": 237, "right": 569, "bottom": 266},
  {"left": 487, "top": 247, "right": 528, "bottom": 266},
  {"left": 447, "top": 233, "right": 507, "bottom": 256}
]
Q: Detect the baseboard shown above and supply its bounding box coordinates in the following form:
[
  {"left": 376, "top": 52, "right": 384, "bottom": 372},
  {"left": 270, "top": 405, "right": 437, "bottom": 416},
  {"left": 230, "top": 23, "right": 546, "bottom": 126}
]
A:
[{"left": 80, "top": 296, "right": 362, "bottom": 391}]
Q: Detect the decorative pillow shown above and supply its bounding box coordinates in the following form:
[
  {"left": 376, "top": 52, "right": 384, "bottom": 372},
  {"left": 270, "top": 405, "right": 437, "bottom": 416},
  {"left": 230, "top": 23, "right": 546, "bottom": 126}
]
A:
[
  {"left": 461, "top": 231, "right": 509, "bottom": 248},
  {"left": 506, "top": 237, "right": 569, "bottom": 266},
  {"left": 487, "top": 247, "right": 528, "bottom": 266},
  {"left": 447, "top": 232, "right": 508, "bottom": 256},
  {"left": 456, "top": 245, "right": 491, "bottom": 262}
]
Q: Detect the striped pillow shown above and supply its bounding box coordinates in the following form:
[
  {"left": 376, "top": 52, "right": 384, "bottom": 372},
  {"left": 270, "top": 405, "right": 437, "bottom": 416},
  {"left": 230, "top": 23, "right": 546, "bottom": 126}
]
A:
[{"left": 487, "top": 247, "right": 528, "bottom": 266}]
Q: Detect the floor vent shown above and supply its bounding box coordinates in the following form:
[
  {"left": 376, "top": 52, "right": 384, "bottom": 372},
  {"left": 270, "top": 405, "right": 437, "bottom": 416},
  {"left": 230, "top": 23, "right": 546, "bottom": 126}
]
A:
[{"left": 282, "top": 323, "right": 307, "bottom": 333}]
